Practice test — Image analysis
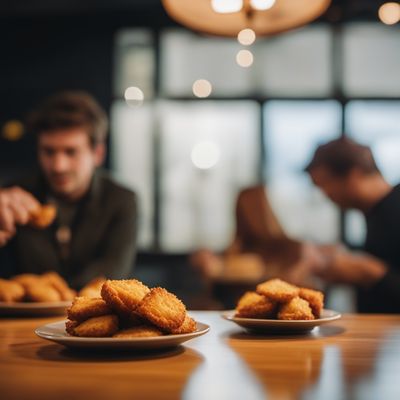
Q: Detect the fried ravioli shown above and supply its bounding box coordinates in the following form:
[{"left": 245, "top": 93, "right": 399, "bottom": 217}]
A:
[
  {"left": 29, "top": 204, "right": 57, "bottom": 228},
  {"left": 299, "top": 287, "right": 324, "bottom": 318},
  {"left": 79, "top": 276, "right": 106, "bottom": 298},
  {"left": 25, "top": 284, "right": 61, "bottom": 302},
  {"left": 101, "top": 279, "right": 150, "bottom": 320},
  {"left": 113, "top": 325, "right": 164, "bottom": 338},
  {"left": 11, "top": 273, "right": 41, "bottom": 289},
  {"left": 0, "top": 279, "right": 25, "bottom": 302},
  {"left": 235, "top": 291, "right": 277, "bottom": 319},
  {"left": 256, "top": 278, "right": 299, "bottom": 303},
  {"left": 67, "top": 297, "right": 112, "bottom": 322},
  {"left": 170, "top": 314, "right": 197, "bottom": 334},
  {"left": 69, "top": 315, "right": 119, "bottom": 337},
  {"left": 41, "top": 271, "right": 76, "bottom": 301},
  {"left": 135, "top": 287, "right": 186, "bottom": 332},
  {"left": 277, "top": 297, "right": 314, "bottom": 320}
]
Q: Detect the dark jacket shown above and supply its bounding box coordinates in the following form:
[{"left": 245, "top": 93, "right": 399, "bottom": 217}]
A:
[
  {"left": 0, "top": 170, "right": 137, "bottom": 288},
  {"left": 358, "top": 184, "right": 400, "bottom": 313}
]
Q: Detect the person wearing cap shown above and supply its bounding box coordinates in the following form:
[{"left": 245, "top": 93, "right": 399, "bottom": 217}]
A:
[
  {"left": 0, "top": 91, "right": 137, "bottom": 288},
  {"left": 305, "top": 137, "right": 400, "bottom": 313}
]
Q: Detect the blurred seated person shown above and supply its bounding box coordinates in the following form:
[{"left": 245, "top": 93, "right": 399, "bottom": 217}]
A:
[
  {"left": 191, "top": 185, "right": 323, "bottom": 289},
  {"left": 305, "top": 137, "right": 400, "bottom": 313},
  {"left": 0, "top": 91, "right": 137, "bottom": 289}
]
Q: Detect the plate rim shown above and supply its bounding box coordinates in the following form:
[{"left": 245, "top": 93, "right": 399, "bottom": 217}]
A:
[
  {"left": 35, "top": 320, "right": 210, "bottom": 344},
  {"left": 221, "top": 308, "right": 341, "bottom": 325}
]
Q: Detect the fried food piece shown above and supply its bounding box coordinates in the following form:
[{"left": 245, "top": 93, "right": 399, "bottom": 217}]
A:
[
  {"left": 113, "top": 325, "right": 164, "bottom": 338},
  {"left": 235, "top": 291, "right": 277, "bottom": 319},
  {"left": 11, "top": 273, "right": 41, "bottom": 289},
  {"left": 41, "top": 271, "right": 76, "bottom": 301},
  {"left": 277, "top": 297, "right": 314, "bottom": 320},
  {"left": 25, "top": 284, "right": 61, "bottom": 302},
  {"left": 256, "top": 278, "right": 299, "bottom": 303},
  {"left": 67, "top": 297, "right": 112, "bottom": 322},
  {"left": 65, "top": 320, "right": 79, "bottom": 335},
  {"left": 79, "top": 276, "right": 106, "bottom": 298},
  {"left": 299, "top": 287, "right": 324, "bottom": 318},
  {"left": 0, "top": 279, "right": 25, "bottom": 302},
  {"left": 68, "top": 315, "right": 119, "bottom": 337},
  {"left": 136, "top": 287, "right": 186, "bottom": 332},
  {"left": 101, "top": 279, "right": 150, "bottom": 320},
  {"left": 29, "top": 204, "right": 57, "bottom": 228},
  {"left": 170, "top": 314, "right": 197, "bottom": 334}
]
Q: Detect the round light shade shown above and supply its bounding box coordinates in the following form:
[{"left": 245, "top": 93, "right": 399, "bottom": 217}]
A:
[{"left": 161, "top": 0, "right": 331, "bottom": 37}]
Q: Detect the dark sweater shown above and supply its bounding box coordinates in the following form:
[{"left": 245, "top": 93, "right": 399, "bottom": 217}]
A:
[
  {"left": 0, "top": 170, "right": 137, "bottom": 289},
  {"left": 358, "top": 184, "right": 400, "bottom": 313}
]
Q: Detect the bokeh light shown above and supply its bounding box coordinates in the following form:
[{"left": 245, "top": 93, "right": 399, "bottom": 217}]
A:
[
  {"left": 191, "top": 141, "right": 220, "bottom": 170},
  {"left": 124, "top": 86, "right": 144, "bottom": 107},
  {"left": 237, "top": 29, "right": 256, "bottom": 45},
  {"left": 236, "top": 49, "right": 254, "bottom": 68},
  {"left": 192, "top": 79, "right": 212, "bottom": 98},
  {"left": 378, "top": 2, "right": 400, "bottom": 25}
]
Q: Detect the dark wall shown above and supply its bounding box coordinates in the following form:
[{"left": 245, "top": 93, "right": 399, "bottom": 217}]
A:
[{"left": 0, "top": 16, "right": 114, "bottom": 179}]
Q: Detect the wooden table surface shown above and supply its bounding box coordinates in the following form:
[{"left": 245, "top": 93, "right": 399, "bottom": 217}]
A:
[{"left": 1, "top": 311, "right": 400, "bottom": 400}]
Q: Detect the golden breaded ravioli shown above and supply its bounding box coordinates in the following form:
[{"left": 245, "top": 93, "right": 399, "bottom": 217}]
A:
[
  {"left": 299, "top": 287, "right": 324, "bottom": 318},
  {"left": 71, "top": 315, "right": 119, "bottom": 337},
  {"left": 256, "top": 278, "right": 299, "bottom": 302},
  {"left": 113, "top": 325, "right": 164, "bottom": 338},
  {"left": 235, "top": 291, "right": 277, "bottom": 318},
  {"left": 277, "top": 297, "right": 314, "bottom": 320},
  {"left": 67, "top": 297, "right": 112, "bottom": 322}
]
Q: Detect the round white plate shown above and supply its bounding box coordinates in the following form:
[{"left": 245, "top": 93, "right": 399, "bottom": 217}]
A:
[
  {"left": 0, "top": 301, "right": 71, "bottom": 317},
  {"left": 222, "top": 309, "right": 341, "bottom": 333},
  {"left": 35, "top": 320, "right": 210, "bottom": 349}
]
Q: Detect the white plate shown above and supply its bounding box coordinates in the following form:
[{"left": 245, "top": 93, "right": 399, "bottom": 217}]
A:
[
  {"left": 35, "top": 320, "right": 210, "bottom": 349},
  {"left": 0, "top": 301, "right": 71, "bottom": 317},
  {"left": 222, "top": 309, "right": 341, "bottom": 333}
]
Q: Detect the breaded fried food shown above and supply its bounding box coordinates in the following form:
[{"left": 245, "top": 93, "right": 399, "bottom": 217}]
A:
[
  {"left": 67, "top": 297, "right": 112, "bottom": 322},
  {"left": 135, "top": 287, "right": 186, "bottom": 332},
  {"left": 0, "top": 279, "right": 25, "bottom": 302},
  {"left": 29, "top": 204, "right": 57, "bottom": 228},
  {"left": 277, "top": 297, "right": 314, "bottom": 320},
  {"left": 170, "top": 314, "right": 197, "bottom": 334},
  {"left": 299, "top": 287, "right": 324, "bottom": 318},
  {"left": 113, "top": 325, "right": 164, "bottom": 338},
  {"left": 79, "top": 276, "right": 106, "bottom": 298},
  {"left": 256, "top": 278, "right": 299, "bottom": 303},
  {"left": 41, "top": 271, "right": 76, "bottom": 301},
  {"left": 11, "top": 273, "right": 41, "bottom": 289},
  {"left": 235, "top": 291, "right": 277, "bottom": 319},
  {"left": 101, "top": 279, "right": 150, "bottom": 320},
  {"left": 25, "top": 284, "right": 61, "bottom": 302},
  {"left": 65, "top": 319, "right": 79, "bottom": 335},
  {"left": 68, "top": 315, "right": 119, "bottom": 337}
]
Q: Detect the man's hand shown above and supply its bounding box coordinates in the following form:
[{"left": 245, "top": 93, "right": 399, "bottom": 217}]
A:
[
  {"left": 0, "top": 187, "right": 41, "bottom": 246},
  {"left": 317, "top": 247, "right": 387, "bottom": 288}
]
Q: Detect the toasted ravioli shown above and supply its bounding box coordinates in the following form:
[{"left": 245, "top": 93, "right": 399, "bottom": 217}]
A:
[
  {"left": 113, "top": 325, "right": 164, "bottom": 338},
  {"left": 277, "top": 297, "right": 314, "bottom": 320},
  {"left": 65, "top": 319, "right": 79, "bottom": 335},
  {"left": 235, "top": 291, "right": 277, "bottom": 318},
  {"left": 67, "top": 297, "right": 112, "bottom": 322},
  {"left": 79, "top": 276, "right": 106, "bottom": 298},
  {"left": 11, "top": 274, "right": 41, "bottom": 289},
  {"left": 0, "top": 279, "right": 25, "bottom": 302},
  {"left": 136, "top": 287, "right": 186, "bottom": 332},
  {"left": 25, "top": 284, "right": 61, "bottom": 302},
  {"left": 71, "top": 315, "right": 119, "bottom": 337},
  {"left": 170, "top": 314, "right": 197, "bottom": 334},
  {"left": 256, "top": 278, "right": 299, "bottom": 303},
  {"left": 29, "top": 204, "right": 56, "bottom": 228},
  {"left": 101, "top": 279, "right": 150, "bottom": 319},
  {"left": 41, "top": 271, "right": 76, "bottom": 301},
  {"left": 299, "top": 287, "right": 324, "bottom": 318}
]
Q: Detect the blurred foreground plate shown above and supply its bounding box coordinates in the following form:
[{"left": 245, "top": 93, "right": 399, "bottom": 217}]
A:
[
  {"left": 222, "top": 309, "right": 341, "bottom": 333},
  {"left": 0, "top": 301, "right": 71, "bottom": 317},
  {"left": 35, "top": 320, "right": 210, "bottom": 350}
]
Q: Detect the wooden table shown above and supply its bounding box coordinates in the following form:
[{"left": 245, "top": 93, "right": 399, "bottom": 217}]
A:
[{"left": 1, "top": 311, "right": 400, "bottom": 400}]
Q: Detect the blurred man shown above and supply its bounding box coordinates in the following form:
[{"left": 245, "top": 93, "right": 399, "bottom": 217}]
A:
[
  {"left": 305, "top": 137, "right": 399, "bottom": 313},
  {"left": 0, "top": 91, "right": 137, "bottom": 288}
]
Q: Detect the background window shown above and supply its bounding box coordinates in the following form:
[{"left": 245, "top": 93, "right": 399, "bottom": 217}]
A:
[
  {"left": 264, "top": 100, "right": 342, "bottom": 243},
  {"left": 159, "top": 100, "right": 260, "bottom": 252}
]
